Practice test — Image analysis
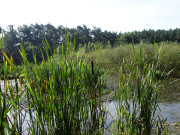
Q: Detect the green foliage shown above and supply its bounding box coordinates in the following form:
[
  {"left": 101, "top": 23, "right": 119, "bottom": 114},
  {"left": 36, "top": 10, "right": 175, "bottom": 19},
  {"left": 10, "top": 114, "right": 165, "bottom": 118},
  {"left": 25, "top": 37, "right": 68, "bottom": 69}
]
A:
[
  {"left": 0, "top": 31, "right": 106, "bottom": 134},
  {"left": 0, "top": 31, "right": 178, "bottom": 135},
  {"left": 119, "top": 32, "right": 140, "bottom": 44},
  {"left": 21, "top": 42, "right": 40, "bottom": 62},
  {"left": 85, "top": 43, "right": 180, "bottom": 77},
  {"left": 113, "top": 44, "right": 168, "bottom": 135},
  {"left": 0, "top": 34, "right": 3, "bottom": 48}
]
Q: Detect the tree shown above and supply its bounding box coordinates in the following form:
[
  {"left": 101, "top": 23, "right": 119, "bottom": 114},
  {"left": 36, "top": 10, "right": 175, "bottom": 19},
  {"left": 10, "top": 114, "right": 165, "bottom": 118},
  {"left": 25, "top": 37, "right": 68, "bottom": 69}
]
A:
[
  {"left": 119, "top": 32, "right": 139, "bottom": 44},
  {"left": 91, "top": 27, "right": 103, "bottom": 43},
  {"left": 30, "top": 23, "right": 45, "bottom": 46},
  {"left": 18, "top": 25, "right": 33, "bottom": 43},
  {"left": 3, "top": 25, "right": 20, "bottom": 48},
  {"left": 175, "top": 28, "right": 180, "bottom": 42},
  {"left": 44, "top": 23, "right": 58, "bottom": 49},
  {"left": 57, "top": 25, "right": 65, "bottom": 44},
  {"left": 2, "top": 25, "right": 21, "bottom": 63}
]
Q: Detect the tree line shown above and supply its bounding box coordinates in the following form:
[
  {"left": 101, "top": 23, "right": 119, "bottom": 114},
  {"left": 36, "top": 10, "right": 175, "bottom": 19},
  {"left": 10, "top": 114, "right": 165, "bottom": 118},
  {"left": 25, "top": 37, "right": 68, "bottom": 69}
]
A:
[{"left": 0, "top": 24, "right": 180, "bottom": 64}]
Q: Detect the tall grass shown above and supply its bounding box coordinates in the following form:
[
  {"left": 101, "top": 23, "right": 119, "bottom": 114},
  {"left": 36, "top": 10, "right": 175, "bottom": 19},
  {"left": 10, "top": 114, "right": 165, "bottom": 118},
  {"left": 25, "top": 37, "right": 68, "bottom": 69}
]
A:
[
  {"left": 84, "top": 43, "right": 180, "bottom": 77},
  {"left": 0, "top": 32, "right": 106, "bottom": 134},
  {"left": 0, "top": 33, "right": 174, "bottom": 134},
  {"left": 112, "top": 44, "right": 168, "bottom": 134}
]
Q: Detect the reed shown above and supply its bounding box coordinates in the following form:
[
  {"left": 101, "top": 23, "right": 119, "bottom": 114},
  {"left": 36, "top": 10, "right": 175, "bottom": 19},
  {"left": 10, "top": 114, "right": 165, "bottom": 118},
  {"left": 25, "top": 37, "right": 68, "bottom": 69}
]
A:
[
  {"left": 85, "top": 43, "right": 180, "bottom": 77},
  {"left": 113, "top": 43, "right": 168, "bottom": 134},
  {"left": 0, "top": 31, "right": 106, "bottom": 134},
  {"left": 0, "top": 33, "right": 172, "bottom": 135}
]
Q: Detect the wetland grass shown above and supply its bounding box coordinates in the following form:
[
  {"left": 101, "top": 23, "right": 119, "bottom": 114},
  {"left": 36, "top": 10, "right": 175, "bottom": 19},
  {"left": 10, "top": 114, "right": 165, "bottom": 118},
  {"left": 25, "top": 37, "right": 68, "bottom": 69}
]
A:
[
  {"left": 0, "top": 32, "right": 173, "bottom": 135},
  {"left": 0, "top": 32, "right": 106, "bottom": 135},
  {"left": 112, "top": 44, "right": 168, "bottom": 135}
]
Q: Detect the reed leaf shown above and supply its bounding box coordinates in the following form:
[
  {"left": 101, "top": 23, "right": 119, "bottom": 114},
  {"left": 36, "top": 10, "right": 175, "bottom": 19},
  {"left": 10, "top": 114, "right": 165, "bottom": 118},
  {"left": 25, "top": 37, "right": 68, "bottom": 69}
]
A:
[{"left": 0, "top": 34, "right": 3, "bottom": 48}]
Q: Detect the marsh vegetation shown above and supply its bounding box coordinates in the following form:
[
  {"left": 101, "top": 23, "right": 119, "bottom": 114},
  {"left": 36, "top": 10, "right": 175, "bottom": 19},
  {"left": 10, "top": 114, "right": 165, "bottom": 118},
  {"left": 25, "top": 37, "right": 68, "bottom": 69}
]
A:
[{"left": 0, "top": 30, "right": 180, "bottom": 134}]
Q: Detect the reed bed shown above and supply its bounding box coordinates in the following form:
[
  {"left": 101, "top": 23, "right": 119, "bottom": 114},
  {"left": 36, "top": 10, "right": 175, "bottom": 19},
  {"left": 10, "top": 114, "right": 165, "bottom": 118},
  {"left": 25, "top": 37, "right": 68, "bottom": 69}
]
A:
[
  {"left": 85, "top": 43, "right": 180, "bottom": 77},
  {"left": 0, "top": 31, "right": 106, "bottom": 135},
  {"left": 111, "top": 44, "right": 168, "bottom": 135},
  {"left": 0, "top": 32, "right": 171, "bottom": 135}
]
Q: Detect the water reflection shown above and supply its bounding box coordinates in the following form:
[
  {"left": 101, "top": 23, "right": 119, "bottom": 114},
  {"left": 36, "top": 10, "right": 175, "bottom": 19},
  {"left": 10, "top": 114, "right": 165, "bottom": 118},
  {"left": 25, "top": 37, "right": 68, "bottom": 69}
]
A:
[
  {"left": 158, "top": 79, "right": 180, "bottom": 102},
  {"left": 1, "top": 78, "right": 180, "bottom": 134},
  {"left": 105, "top": 76, "right": 180, "bottom": 103}
]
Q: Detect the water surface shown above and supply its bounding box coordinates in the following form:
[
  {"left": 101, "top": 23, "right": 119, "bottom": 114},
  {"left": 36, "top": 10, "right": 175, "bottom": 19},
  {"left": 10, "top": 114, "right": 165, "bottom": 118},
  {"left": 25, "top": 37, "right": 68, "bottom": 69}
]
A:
[{"left": 1, "top": 78, "right": 180, "bottom": 134}]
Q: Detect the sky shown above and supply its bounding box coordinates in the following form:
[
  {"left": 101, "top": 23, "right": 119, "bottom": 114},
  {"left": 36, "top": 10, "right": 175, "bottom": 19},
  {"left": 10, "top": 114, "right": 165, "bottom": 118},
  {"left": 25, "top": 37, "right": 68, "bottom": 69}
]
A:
[{"left": 1, "top": 0, "right": 180, "bottom": 32}]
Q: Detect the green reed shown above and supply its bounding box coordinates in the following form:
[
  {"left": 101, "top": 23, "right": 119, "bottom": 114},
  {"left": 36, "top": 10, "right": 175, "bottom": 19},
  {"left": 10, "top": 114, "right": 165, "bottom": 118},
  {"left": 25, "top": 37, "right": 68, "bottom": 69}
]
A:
[
  {"left": 0, "top": 32, "right": 173, "bottom": 135},
  {"left": 0, "top": 52, "right": 25, "bottom": 134},
  {"left": 113, "top": 43, "right": 168, "bottom": 135},
  {"left": 0, "top": 31, "right": 106, "bottom": 135}
]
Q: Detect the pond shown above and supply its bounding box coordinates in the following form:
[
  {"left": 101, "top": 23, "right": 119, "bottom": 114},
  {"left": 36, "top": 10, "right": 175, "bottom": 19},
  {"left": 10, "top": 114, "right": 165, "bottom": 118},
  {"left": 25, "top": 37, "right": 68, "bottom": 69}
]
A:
[
  {"left": 104, "top": 75, "right": 180, "bottom": 134},
  {"left": 1, "top": 77, "right": 180, "bottom": 134}
]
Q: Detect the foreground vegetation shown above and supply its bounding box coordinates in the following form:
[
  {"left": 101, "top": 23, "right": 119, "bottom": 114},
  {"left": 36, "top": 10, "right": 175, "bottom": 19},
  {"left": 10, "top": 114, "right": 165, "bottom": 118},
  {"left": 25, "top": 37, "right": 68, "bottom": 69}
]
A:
[{"left": 0, "top": 32, "right": 179, "bottom": 134}]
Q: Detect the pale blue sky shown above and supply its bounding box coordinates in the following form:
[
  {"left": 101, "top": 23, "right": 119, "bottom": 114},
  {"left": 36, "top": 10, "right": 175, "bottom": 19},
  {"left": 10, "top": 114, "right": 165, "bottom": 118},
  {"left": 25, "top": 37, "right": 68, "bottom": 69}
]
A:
[{"left": 1, "top": 0, "right": 180, "bottom": 32}]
